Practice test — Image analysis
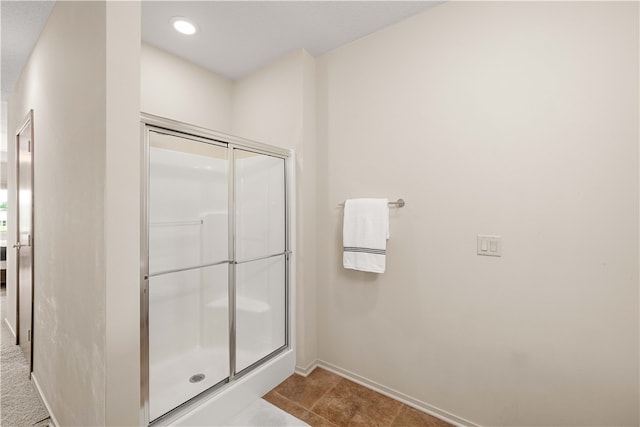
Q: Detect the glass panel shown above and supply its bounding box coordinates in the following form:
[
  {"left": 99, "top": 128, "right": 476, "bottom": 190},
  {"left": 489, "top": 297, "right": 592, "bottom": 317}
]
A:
[
  {"left": 148, "top": 130, "right": 230, "bottom": 421},
  {"left": 148, "top": 264, "right": 229, "bottom": 421},
  {"left": 235, "top": 150, "right": 285, "bottom": 261},
  {"left": 235, "top": 255, "right": 286, "bottom": 372},
  {"left": 149, "top": 131, "right": 228, "bottom": 275}
]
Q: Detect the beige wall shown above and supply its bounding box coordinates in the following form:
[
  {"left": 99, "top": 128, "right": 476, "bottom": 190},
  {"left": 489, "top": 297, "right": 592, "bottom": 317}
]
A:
[
  {"left": 316, "top": 2, "right": 639, "bottom": 426},
  {"left": 140, "top": 43, "right": 233, "bottom": 133},
  {"left": 7, "top": 2, "right": 108, "bottom": 425},
  {"left": 231, "top": 50, "right": 306, "bottom": 149},
  {"left": 105, "top": 2, "right": 141, "bottom": 425}
]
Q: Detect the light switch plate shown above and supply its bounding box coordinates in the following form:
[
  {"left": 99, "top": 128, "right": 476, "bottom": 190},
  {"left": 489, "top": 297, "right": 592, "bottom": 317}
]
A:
[{"left": 477, "top": 235, "right": 502, "bottom": 257}]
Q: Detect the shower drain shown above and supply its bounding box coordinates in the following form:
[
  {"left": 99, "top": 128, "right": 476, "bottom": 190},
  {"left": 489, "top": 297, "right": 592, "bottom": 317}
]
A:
[{"left": 189, "top": 373, "right": 206, "bottom": 383}]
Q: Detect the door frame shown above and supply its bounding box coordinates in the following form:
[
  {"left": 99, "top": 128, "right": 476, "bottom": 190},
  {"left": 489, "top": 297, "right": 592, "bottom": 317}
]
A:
[{"left": 15, "top": 109, "right": 35, "bottom": 374}]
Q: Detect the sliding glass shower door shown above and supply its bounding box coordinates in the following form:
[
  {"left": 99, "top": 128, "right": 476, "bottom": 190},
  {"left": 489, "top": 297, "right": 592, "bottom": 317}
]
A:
[
  {"left": 147, "top": 131, "right": 230, "bottom": 421},
  {"left": 234, "top": 149, "right": 287, "bottom": 373},
  {"left": 143, "top": 123, "right": 289, "bottom": 424}
]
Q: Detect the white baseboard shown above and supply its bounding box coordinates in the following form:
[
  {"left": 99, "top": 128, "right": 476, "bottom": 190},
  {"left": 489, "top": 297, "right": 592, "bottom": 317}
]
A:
[
  {"left": 299, "top": 360, "right": 481, "bottom": 427},
  {"left": 31, "top": 373, "right": 59, "bottom": 427},
  {"left": 4, "top": 317, "right": 17, "bottom": 343},
  {"left": 294, "top": 359, "right": 319, "bottom": 377}
]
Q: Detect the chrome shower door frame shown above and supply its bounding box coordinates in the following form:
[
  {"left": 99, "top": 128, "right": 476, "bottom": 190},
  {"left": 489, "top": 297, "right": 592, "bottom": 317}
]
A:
[{"left": 139, "top": 113, "right": 293, "bottom": 426}]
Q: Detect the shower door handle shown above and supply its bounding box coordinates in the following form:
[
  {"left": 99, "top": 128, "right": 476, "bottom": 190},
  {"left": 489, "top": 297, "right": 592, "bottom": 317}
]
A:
[{"left": 13, "top": 235, "right": 31, "bottom": 250}]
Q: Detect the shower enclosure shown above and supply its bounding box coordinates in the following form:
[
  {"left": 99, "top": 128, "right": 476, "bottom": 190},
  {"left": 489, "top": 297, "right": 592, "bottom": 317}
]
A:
[{"left": 140, "top": 115, "right": 294, "bottom": 425}]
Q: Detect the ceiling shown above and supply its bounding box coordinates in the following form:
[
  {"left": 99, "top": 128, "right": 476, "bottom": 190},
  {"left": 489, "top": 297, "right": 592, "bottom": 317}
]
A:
[
  {"left": 1, "top": 0, "right": 55, "bottom": 103},
  {"left": 142, "top": 1, "right": 442, "bottom": 80},
  {"left": 1, "top": 1, "right": 442, "bottom": 104}
]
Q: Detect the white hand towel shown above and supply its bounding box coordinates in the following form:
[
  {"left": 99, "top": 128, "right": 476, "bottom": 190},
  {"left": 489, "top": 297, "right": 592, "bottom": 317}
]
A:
[{"left": 343, "top": 198, "right": 389, "bottom": 273}]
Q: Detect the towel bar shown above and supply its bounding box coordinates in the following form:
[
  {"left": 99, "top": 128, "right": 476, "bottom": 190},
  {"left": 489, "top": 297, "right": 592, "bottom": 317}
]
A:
[{"left": 338, "top": 198, "right": 405, "bottom": 208}]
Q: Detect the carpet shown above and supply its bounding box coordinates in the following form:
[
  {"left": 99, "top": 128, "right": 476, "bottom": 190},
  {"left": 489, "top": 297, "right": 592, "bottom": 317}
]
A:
[{"left": 1, "top": 287, "right": 51, "bottom": 427}]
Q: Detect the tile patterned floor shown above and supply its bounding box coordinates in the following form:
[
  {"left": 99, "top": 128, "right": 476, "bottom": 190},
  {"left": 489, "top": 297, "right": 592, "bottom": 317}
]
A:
[{"left": 263, "top": 368, "right": 453, "bottom": 427}]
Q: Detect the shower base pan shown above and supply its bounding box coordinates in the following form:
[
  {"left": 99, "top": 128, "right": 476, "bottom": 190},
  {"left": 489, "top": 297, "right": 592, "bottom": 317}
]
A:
[
  {"left": 150, "top": 346, "right": 229, "bottom": 421},
  {"left": 151, "top": 347, "right": 295, "bottom": 426}
]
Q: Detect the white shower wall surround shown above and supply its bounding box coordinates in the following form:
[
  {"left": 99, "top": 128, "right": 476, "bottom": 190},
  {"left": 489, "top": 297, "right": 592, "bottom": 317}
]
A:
[{"left": 142, "top": 115, "right": 294, "bottom": 425}]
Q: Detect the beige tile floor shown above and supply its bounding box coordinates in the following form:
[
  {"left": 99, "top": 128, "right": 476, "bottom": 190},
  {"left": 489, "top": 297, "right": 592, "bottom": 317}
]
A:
[{"left": 263, "top": 368, "right": 453, "bottom": 427}]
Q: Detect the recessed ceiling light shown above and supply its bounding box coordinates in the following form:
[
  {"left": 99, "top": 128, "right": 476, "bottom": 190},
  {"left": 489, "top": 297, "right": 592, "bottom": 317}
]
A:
[{"left": 171, "top": 17, "right": 198, "bottom": 35}]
